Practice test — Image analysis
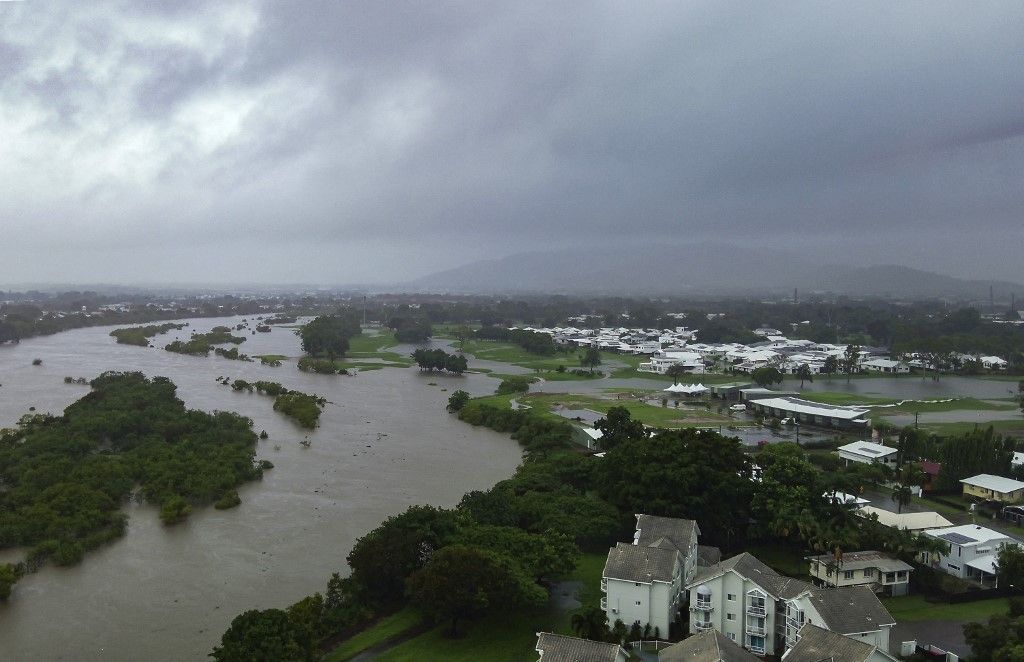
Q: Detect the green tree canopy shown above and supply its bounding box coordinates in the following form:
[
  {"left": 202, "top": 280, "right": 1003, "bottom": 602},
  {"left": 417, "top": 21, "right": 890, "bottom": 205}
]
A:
[{"left": 407, "top": 545, "right": 546, "bottom": 637}]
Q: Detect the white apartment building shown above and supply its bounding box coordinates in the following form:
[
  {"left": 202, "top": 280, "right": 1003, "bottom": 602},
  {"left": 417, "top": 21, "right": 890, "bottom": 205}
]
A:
[
  {"left": 686, "top": 553, "right": 810, "bottom": 656},
  {"left": 638, "top": 350, "right": 705, "bottom": 375},
  {"left": 601, "top": 515, "right": 699, "bottom": 636}
]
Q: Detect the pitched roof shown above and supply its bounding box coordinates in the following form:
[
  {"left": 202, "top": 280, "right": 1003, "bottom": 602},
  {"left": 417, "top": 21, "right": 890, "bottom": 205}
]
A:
[
  {"left": 801, "top": 586, "right": 895, "bottom": 634},
  {"left": 858, "top": 506, "right": 953, "bottom": 531},
  {"left": 688, "top": 552, "right": 811, "bottom": 600},
  {"left": 782, "top": 624, "right": 894, "bottom": 662},
  {"left": 658, "top": 629, "right": 760, "bottom": 662},
  {"left": 603, "top": 542, "right": 679, "bottom": 584},
  {"left": 635, "top": 514, "right": 698, "bottom": 553},
  {"left": 535, "top": 633, "right": 625, "bottom": 662}
]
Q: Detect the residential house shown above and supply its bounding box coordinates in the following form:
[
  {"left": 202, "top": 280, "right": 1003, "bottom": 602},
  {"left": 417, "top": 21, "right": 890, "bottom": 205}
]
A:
[
  {"left": 857, "top": 506, "right": 953, "bottom": 532},
  {"left": 836, "top": 441, "right": 898, "bottom": 468},
  {"left": 658, "top": 629, "right": 760, "bottom": 661},
  {"left": 534, "top": 632, "right": 628, "bottom": 662},
  {"left": 807, "top": 551, "right": 912, "bottom": 596},
  {"left": 781, "top": 624, "right": 896, "bottom": 662},
  {"left": 783, "top": 586, "right": 895, "bottom": 653},
  {"left": 601, "top": 515, "right": 699, "bottom": 636},
  {"left": 686, "top": 552, "right": 811, "bottom": 656},
  {"left": 921, "top": 524, "right": 1022, "bottom": 584},
  {"left": 960, "top": 474, "right": 1024, "bottom": 503},
  {"left": 860, "top": 359, "right": 910, "bottom": 374},
  {"left": 639, "top": 350, "right": 706, "bottom": 375}
]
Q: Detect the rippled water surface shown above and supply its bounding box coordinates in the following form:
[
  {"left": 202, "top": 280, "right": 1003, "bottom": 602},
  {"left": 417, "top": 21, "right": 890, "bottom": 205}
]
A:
[{"left": 0, "top": 317, "right": 522, "bottom": 661}]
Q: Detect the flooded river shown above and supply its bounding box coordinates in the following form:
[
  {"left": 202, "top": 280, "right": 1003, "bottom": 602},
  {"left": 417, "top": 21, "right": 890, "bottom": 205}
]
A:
[{"left": 0, "top": 317, "right": 523, "bottom": 661}]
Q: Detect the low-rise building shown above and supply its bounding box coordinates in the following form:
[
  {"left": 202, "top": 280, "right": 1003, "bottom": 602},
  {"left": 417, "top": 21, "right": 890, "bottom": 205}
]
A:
[
  {"left": 748, "top": 397, "right": 870, "bottom": 430},
  {"left": 806, "top": 551, "right": 912, "bottom": 596},
  {"left": 837, "top": 441, "right": 898, "bottom": 468},
  {"left": 860, "top": 359, "right": 910, "bottom": 374},
  {"left": 534, "top": 632, "right": 628, "bottom": 662},
  {"left": 921, "top": 524, "right": 1021, "bottom": 583},
  {"left": 857, "top": 506, "right": 953, "bottom": 532},
  {"left": 781, "top": 624, "right": 897, "bottom": 662},
  {"left": 961, "top": 473, "right": 1024, "bottom": 503}
]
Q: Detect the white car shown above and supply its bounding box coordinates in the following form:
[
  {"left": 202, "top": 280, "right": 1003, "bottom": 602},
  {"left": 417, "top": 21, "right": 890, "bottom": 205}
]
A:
[{"left": 729, "top": 404, "right": 747, "bottom": 412}]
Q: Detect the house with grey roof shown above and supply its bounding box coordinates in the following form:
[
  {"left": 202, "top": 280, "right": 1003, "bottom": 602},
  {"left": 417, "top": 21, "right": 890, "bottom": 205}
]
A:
[
  {"left": 602, "top": 514, "right": 700, "bottom": 637},
  {"left": 784, "top": 586, "right": 895, "bottom": 653},
  {"left": 806, "top": 551, "right": 912, "bottom": 596},
  {"left": 535, "top": 632, "right": 628, "bottom": 662},
  {"left": 658, "top": 629, "right": 760, "bottom": 661},
  {"left": 781, "top": 624, "right": 896, "bottom": 662},
  {"left": 686, "top": 552, "right": 812, "bottom": 656}
]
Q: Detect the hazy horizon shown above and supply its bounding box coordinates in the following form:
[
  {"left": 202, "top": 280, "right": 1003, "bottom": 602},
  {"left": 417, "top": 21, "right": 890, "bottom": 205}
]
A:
[{"left": 2, "top": 2, "right": 1023, "bottom": 285}]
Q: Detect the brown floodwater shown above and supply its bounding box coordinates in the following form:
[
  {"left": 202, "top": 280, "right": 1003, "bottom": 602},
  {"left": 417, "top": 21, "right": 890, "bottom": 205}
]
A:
[{"left": 0, "top": 317, "right": 523, "bottom": 661}]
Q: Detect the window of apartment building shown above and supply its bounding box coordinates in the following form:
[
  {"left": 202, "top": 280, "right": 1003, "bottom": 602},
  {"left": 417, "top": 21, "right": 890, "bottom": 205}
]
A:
[
  {"left": 863, "top": 568, "right": 873, "bottom": 578},
  {"left": 727, "top": 593, "right": 736, "bottom": 601},
  {"left": 843, "top": 570, "right": 854, "bottom": 579},
  {"left": 635, "top": 601, "right": 641, "bottom": 606},
  {"left": 727, "top": 613, "right": 735, "bottom": 621},
  {"left": 727, "top": 633, "right": 736, "bottom": 641}
]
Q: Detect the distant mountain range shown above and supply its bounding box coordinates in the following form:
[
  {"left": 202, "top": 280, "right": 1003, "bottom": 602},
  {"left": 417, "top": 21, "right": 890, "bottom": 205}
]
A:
[{"left": 408, "top": 245, "right": 1022, "bottom": 299}]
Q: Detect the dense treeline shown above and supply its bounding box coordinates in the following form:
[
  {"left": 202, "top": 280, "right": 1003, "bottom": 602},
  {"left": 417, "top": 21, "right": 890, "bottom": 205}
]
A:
[
  {"left": 109, "top": 323, "right": 186, "bottom": 346},
  {"left": 223, "top": 380, "right": 326, "bottom": 428},
  {"left": 165, "top": 327, "right": 246, "bottom": 356},
  {"left": 296, "top": 357, "right": 349, "bottom": 374},
  {"left": 475, "top": 326, "right": 557, "bottom": 355},
  {"left": 411, "top": 348, "right": 467, "bottom": 373},
  {"left": 299, "top": 314, "right": 361, "bottom": 359},
  {"left": 388, "top": 315, "right": 433, "bottom": 343},
  {"left": 0, "top": 372, "right": 266, "bottom": 600}
]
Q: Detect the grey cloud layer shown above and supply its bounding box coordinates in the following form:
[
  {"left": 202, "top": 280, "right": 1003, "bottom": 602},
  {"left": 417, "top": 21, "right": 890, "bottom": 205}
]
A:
[{"left": 1, "top": 1, "right": 1023, "bottom": 284}]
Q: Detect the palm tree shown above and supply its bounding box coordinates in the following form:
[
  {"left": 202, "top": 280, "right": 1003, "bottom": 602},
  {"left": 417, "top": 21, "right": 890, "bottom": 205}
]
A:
[{"left": 891, "top": 484, "right": 913, "bottom": 514}]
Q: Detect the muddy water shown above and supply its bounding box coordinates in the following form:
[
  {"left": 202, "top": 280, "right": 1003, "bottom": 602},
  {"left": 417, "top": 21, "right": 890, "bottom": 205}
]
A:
[{"left": 0, "top": 317, "right": 523, "bottom": 661}]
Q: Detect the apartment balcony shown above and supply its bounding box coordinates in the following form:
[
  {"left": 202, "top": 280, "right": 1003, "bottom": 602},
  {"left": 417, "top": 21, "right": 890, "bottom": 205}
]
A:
[
  {"left": 600, "top": 596, "right": 607, "bottom": 611},
  {"left": 601, "top": 578, "right": 607, "bottom": 592},
  {"left": 745, "top": 604, "right": 766, "bottom": 617},
  {"left": 748, "top": 646, "right": 766, "bottom": 656},
  {"left": 745, "top": 624, "right": 767, "bottom": 637},
  {"left": 690, "top": 602, "right": 714, "bottom": 613},
  {"left": 693, "top": 620, "right": 715, "bottom": 631}
]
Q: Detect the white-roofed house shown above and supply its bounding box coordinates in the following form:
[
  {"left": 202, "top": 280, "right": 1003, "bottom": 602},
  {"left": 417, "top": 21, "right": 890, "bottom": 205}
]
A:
[
  {"left": 860, "top": 358, "right": 910, "bottom": 374},
  {"left": 837, "top": 441, "right": 897, "bottom": 468},
  {"left": 857, "top": 506, "right": 953, "bottom": 532},
  {"left": 961, "top": 474, "right": 1024, "bottom": 503},
  {"left": 921, "top": 524, "right": 1021, "bottom": 584}
]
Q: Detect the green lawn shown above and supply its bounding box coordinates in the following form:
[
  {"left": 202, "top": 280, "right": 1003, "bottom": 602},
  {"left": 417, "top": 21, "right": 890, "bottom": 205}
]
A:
[
  {"left": 881, "top": 595, "right": 1009, "bottom": 622},
  {"left": 510, "top": 393, "right": 738, "bottom": 428},
  {"left": 322, "top": 608, "right": 423, "bottom": 661},
  {"left": 916, "top": 419, "right": 1024, "bottom": 436}
]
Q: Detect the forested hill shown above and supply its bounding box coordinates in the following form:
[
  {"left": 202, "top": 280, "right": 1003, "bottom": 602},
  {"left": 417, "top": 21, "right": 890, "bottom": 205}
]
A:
[{"left": 409, "top": 246, "right": 1022, "bottom": 299}]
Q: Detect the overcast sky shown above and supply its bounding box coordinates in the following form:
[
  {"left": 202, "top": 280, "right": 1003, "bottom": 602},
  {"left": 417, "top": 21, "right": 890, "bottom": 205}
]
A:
[{"left": 1, "top": 1, "right": 1023, "bottom": 286}]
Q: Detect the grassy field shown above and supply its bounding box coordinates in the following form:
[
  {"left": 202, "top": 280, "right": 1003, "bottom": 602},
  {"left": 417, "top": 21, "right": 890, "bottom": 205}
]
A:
[
  {"left": 510, "top": 393, "right": 738, "bottom": 428},
  {"left": 916, "top": 419, "right": 1024, "bottom": 436},
  {"left": 322, "top": 608, "right": 423, "bottom": 661},
  {"left": 881, "top": 595, "right": 1009, "bottom": 622},
  {"left": 799, "top": 392, "right": 1018, "bottom": 416}
]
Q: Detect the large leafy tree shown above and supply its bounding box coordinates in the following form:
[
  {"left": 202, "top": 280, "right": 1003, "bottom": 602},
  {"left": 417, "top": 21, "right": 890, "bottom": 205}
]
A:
[
  {"left": 598, "top": 428, "right": 752, "bottom": 547},
  {"left": 964, "top": 599, "right": 1024, "bottom": 661},
  {"left": 407, "top": 545, "right": 546, "bottom": 637},
  {"left": 580, "top": 347, "right": 602, "bottom": 374},
  {"left": 750, "top": 445, "right": 828, "bottom": 542},
  {"left": 751, "top": 366, "right": 783, "bottom": 388},
  {"left": 595, "top": 406, "right": 646, "bottom": 451},
  {"left": 211, "top": 609, "right": 315, "bottom": 662},
  {"left": 346, "top": 505, "right": 459, "bottom": 608},
  {"left": 299, "top": 314, "right": 359, "bottom": 359},
  {"left": 996, "top": 545, "right": 1024, "bottom": 589}
]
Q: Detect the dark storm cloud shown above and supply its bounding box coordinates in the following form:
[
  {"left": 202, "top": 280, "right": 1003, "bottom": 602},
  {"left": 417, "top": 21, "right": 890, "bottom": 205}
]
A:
[{"left": 0, "top": 1, "right": 1022, "bottom": 284}]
